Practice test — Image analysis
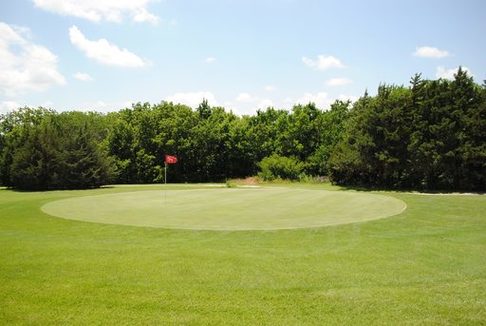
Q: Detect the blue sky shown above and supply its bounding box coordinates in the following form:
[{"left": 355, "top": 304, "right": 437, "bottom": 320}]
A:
[{"left": 1, "top": 0, "right": 485, "bottom": 115}]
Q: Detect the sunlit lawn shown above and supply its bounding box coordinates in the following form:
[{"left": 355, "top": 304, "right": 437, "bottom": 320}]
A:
[{"left": 1, "top": 184, "right": 485, "bottom": 324}]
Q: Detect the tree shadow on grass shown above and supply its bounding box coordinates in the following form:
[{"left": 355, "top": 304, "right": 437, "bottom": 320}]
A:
[
  {"left": 334, "top": 183, "right": 485, "bottom": 195},
  {"left": 1, "top": 184, "right": 115, "bottom": 193}
]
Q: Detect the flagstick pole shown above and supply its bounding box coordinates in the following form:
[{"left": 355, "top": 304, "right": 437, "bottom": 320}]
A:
[
  {"left": 165, "top": 162, "right": 167, "bottom": 185},
  {"left": 164, "top": 162, "right": 167, "bottom": 203}
]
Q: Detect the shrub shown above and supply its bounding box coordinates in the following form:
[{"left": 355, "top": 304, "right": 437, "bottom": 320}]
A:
[{"left": 258, "top": 154, "right": 304, "bottom": 181}]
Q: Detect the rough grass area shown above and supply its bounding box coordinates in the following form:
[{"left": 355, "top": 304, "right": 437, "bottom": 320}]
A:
[{"left": 0, "top": 184, "right": 485, "bottom": 324}]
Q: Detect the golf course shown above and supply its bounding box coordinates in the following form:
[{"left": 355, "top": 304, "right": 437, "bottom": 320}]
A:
[
  {"left": 1, "top": 183, "right": 485, "bottom": 324},
  {"left": 1, "top": 0, "right": 485, "bottom": 324}
]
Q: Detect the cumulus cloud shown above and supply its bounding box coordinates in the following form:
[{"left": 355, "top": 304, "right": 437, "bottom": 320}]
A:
[
  {"left": 436, "top": 66, "right": 473, "bottom": 80},
  {"left": 69, "top": 25, "right": 147, "bottom": 68},
  {"left": 326, "top": 77, "right": 352, "bottom": 87},
  {"left": 64, "top": 99, "right": 134, "bottom": 112},
  {"left": 287, "top": 93, "right": 357, "bottom": 110},
  {"left": 302, "top": 55, "right": 345, "bottom": 70},
  {"left": 165, "top": 91, "right": 217, "bottom": 108},
  {"left": 73, "top": 72, "right": 93, "bottom": 81},
  {"left": 258, "top": 99, "right": 273, "bottom": 108},
  {"left": 33, "top": 0, "right": 159, "bottom": 24},
  {"left": 236, "top": 92, "right": 255, "bottom": 103},
  {"left": 229, "top": 92, "right": 273, "bottom": 115},
  {"left": 414, "top": 46, "right": 450, "bottom": 58},
  {"left": 132, "top": 7, "right": 159, "bottom": 24},
  {"left": 337, "top": 94, "right": 358, "bottom": 103},
  {"left": 0, "top": 100, "right": 56, "bottom": 114},
  {"left": 295, "top": 92, "right": 332, "bottom": 108},
  {"left": 0, "top": 100, "right": 21, "bottom": 114},
  {"left": 0, "top": 22, "right": 65, "bottom": 96}
]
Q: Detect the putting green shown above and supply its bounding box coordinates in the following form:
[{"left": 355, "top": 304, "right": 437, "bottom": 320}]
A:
[{"left": 41, "top": 187, "right": 406, "bottom": 230}]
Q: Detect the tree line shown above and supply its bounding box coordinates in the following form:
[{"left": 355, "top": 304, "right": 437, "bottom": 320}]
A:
[
  {"left": 0, "top": 68, "right": 484, "bottom": 191},
  {"left": 330, "top": 69, "right": 485, "bottom": 191}
]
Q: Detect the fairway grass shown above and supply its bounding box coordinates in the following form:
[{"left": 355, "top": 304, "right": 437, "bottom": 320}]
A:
[
  {"left": 1, "top": 184, "right": 485, "bottom": 324},
  {"left": 41, "top": 187, "right": 406, "bottom": 230}
]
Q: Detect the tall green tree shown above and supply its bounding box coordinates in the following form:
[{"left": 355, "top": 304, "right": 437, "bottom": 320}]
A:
[
  {"left": 307, "top": 100, "right": 351, "bottom": 175},
  {"left": 330, "top": 69, "right": 485, "bottom": 191},
  {"left": 1, "top": 109, "right": 114, "bottom": 190}
]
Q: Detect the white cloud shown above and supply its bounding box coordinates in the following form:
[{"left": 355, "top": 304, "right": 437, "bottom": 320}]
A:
[
  {"left": 0, "top": 100, "right": 56, "bottom": 114},
  {"left": 231, "top": 93, "right": 273, "bottom": 115},
  {"left": 414, "top": 46, "right": 450, "bottom": 58},
  {"left": 302, "top": 55, "right": 345, "bottom": 70},
  {"left": 258, "top": 99, "right": 273, "bottom": 108},
  {"left": 436, "top": 66, "right": 473, "bottom": 80},
  {"left": 69, "top": 25, "right": 147, "bottom": 68},
  {"left": 205, "top": 57, "right": 216, "bottom": 64},
  {"left": 33, "top": 0, "right": 159, "bottom": 24},
  {"left": 223, "top": 101, "right": 234, "bottom": 108},
  {"left": 165, "top": 91, "right": 217, "bottom": 108},
  {"left": 132, "top": 7, "right": 159, "bottom": 25},
  {"left": 235, "top": 93, "right": 273, "bottom": 108},
  {"left": 0, "top": 22, "right": 65, "bottom": 96},
  {"left": 283, "top": 97, "right": 294, "bottom": 105},
  {"left": 337, "top": 94, "right": 358, "bottom": 103},
  {"left": 326, "top": 77, "right": 352, "bottom": 87},
  {"left": 264, "top": 85, "right": 276, "bottom": 92},
  {"left": 286, "top": 93, "right": 357, "bottom": 110},
  {"left": 67, "top": 99, "right": 133, "bottom": 112},
  {"left": 236, "top": 92, "right": 255, "bottom": 103},
  {"left": 295, "top": 92, "right": 332, "bottom": 108},
  {"left": 0, "top": 100, "right": 21, "bottom": 114},
  {"left": 73, "top": 72, "right": 93, "bottom": 81}
]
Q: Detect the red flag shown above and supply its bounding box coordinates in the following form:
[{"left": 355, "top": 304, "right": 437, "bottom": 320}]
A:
[{"left": 164, "top": 154, "right": 178, "bottom": 164}]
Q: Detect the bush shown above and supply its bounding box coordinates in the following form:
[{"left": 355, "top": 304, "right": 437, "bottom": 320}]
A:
[{"left": 258, "top": 154, "right": 304, "bottom": 181}]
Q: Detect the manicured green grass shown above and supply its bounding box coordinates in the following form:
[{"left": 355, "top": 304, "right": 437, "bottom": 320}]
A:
[
  {"left": 1, "top": 184, "right": 485, "bottom": 324},
  {"left": 41, "top": 186, "right": 406, "bottom": 230}
]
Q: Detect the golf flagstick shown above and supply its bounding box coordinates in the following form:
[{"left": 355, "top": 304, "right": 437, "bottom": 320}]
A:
[
  {"left": 163, "top": 154, "right": 178, "bottom": 203},
  {"left": 164, "top": 162, "right": 167, "bottom": 203},
  {"left": 165, "top": 162, "right": 167, "bottom": 185}
]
